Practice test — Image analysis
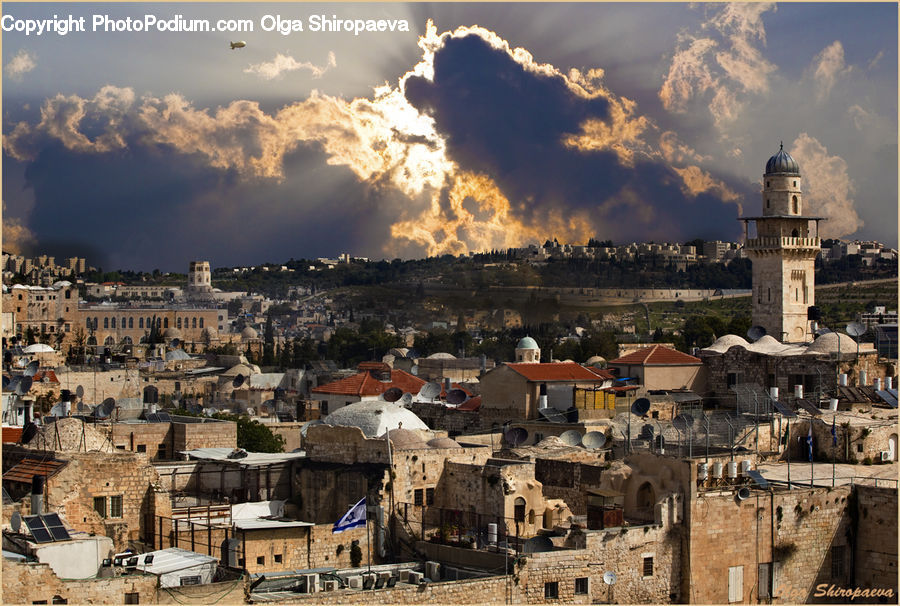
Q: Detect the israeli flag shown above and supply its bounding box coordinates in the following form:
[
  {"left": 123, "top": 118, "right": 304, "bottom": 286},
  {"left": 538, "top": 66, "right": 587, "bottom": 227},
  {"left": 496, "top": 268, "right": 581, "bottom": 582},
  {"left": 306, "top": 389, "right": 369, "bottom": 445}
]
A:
[
  {"left": 333, "top": 497, "right": 367, "bottom": 534},
  {"left": 807, "top": 424, "right": 814, "bottom": 462}
]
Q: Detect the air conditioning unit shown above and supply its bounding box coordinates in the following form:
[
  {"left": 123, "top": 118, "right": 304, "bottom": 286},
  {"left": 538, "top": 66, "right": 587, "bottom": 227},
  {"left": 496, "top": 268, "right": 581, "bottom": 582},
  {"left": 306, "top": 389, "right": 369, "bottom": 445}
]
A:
[
  {"left": 880, "top": 451, "right": 891, "bottom": 462},
  {"left": 378, "top": 572, "right": 391, "bottom": 584},
  {"left": 322, "top": 580, "right": 338, "bottom": 592},
  {"left": 398, "top": 570, "right": 411, "bottom": 582},
  {"left": 426, "top": 561, "right": 441, "bottom": 580},
  {"left": 302, "top": 573, "right": 319, "bottom": 593},
  {"left": 408, "top": 571, "right": 423, "bottom": 584},
  {"left": 346, "top": 575, "right": 362, "bottom": 589}
]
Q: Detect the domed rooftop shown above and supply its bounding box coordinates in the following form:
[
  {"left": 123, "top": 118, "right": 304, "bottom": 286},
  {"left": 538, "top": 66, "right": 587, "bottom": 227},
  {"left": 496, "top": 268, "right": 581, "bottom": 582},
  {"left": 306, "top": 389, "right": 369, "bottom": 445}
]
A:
[
  {"left": 427, "top": 352, "right": 456, "bottom": 360},
  {"left": 517, "top": 336, "right": 539, "bottom": 350},
  {"left": 241, "top": 326, "right": 258, "bottom": 339},
  {"left": 381, "top": 428, "right": 428, "bottom": 450},
  {"left": 222, "top": 363, "right": 254, "bottom": 377},
  {"left": 324, "top": 401, "right": 429, "bottom": 438},
  {"left": 163, "top": 327, "right": 183, "bottom": 339},
  {"left": 585, "top": 355, "right": 606, "bottom": 366},
  {"left": 703, "top": 334, "right": 751, "bottom": 354},
  {"left": 427, "top": 437, "right": 461, "bottom": 449},
  {"left": 806, "top": 332, "right": 858, "bottom": 355},
  {"left": 765, "top": 143, "right": 800, "bottom": 175}
]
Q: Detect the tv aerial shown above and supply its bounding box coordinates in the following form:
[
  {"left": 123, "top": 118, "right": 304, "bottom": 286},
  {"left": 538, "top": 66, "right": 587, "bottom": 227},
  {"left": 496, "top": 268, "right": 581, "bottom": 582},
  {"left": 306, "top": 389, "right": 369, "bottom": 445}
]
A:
[
  {"left": 16, "top": 376, "right": 33, "bottom": 396},
  {"left": 631, "top": 398, "right": 651, "bottom": 416},
  {"left": 94, "top": 398, "right": 116, "bottom": 419},
  {"left": 747, "top": 325, "right": 767, "bottom": 342},
  {"left": 76, "top": 385, "right": 85, "bottom": 400},
  {"left": 399, "top": 393, "right": 413, "bottom": 406},
  {"left": 10, "top": 511, "right": 22, "bottom": 533}
]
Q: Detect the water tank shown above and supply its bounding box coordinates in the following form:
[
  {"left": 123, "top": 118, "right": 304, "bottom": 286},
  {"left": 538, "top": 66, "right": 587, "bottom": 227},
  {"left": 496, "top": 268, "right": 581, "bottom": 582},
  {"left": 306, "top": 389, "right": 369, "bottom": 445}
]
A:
[
  {"left": 487, "top": 523, "right": 498, "bottom": 544},
  {"left": 886, "top": 377, "right": 894, "bottom": 390},
  {"left": 697, "top": 463, "right": 708, "bottom": 481},
  {"left": 829, "top": 399, "right": 839, "bottom": 412},
  {"left": 874, "top": 378, "right": 882, "bottom": 391},
  {"left": 539, "top": 395, "right": 548, "bottom": 409},
  {"left": 726, "top": 461, "right": 738, "bottom": 479},
  {"left": 769, "top": 387, "right": 778, "bottom": 400},
  {"left": 794, "top": 385, "right": 803, "bottom": 399},
  {"left": 839, "top": 374, "right": 848, "bottom": 387},
  {"left": 859, "top": 370, "right": 868, "bottom": 387},
  {"left": 741, "top": 460, "right": 752, "bottom": 474},
  {"left": 713, "top": 462, "right": 723, "bottom": 478}
]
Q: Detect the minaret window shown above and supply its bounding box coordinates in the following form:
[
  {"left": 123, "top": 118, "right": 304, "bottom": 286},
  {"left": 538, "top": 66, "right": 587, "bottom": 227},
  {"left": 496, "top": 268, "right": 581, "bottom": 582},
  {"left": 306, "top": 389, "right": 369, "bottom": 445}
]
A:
[
  {"left": 792, "top": 196, "right": 798, "bottom": 214},
  {"left": 791, "top": 229, "right": 799, "bottom": 237}
]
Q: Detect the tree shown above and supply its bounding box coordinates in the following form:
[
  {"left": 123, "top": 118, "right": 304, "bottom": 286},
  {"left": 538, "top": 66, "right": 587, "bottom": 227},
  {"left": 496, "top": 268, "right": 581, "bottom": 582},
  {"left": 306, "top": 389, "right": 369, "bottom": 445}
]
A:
[{"left": 214, "top": 413, "right": 286, "bottom": 452}]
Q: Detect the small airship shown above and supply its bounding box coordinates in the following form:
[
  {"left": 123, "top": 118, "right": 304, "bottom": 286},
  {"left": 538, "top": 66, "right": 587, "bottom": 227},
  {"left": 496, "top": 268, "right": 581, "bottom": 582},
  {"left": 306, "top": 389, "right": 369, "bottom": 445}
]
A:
[{"left": 230, "top": 41, "right": 246, "bottom": 50}]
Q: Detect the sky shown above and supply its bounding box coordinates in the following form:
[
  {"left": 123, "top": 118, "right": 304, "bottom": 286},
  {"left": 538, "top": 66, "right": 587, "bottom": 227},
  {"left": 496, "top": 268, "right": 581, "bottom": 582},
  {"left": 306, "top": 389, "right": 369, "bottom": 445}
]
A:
[{"left": 2, "top": 2, "right": 896, "bottom": 272}]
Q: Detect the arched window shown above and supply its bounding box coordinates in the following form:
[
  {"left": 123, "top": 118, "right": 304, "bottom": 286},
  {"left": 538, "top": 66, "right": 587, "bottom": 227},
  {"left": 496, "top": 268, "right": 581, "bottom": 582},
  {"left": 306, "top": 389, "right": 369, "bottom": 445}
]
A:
[
  {"left": 87, "top": 336, "right": 97, "bottom": 346},
  {"left": 636, "top": 482, "right": 656, "bottom": 512},
  {"left": 121, "top": 336, "right": 133, "bottom": 345},
  {"left": 792, "top": 195, "right": 798, "bottom": 214},
  {"left": 177, "top": 317, "right": 182, "bottom": 329},
  {"left": 199, "top": 318, "right": 204, "bottom": 328},
  {"left": 527, "top": 509, "right": 535, "bottom": 525},
  {"left": 86, "top": 318, "right": 92, "bottom": 329},
  {"left": 104, "top": 317, "right": 109, "bottom": 329},
  {"left": 104, "top": 336, "right": 115, "bottom": 346},
  {"left": 192, "top": 317, "right": 197, "bottom": 329},
  {"left": 514, "top": 497, "right": 526, "bottom": 523},
  {"left": 791, "top": 229, "right": 799, "bottom": 238},
  {"left": 111, "top": 317, "right": 116, "bottom": 329},
  {"left": 156, "top": 318, "right": 161, "bottom": 328},
  {"left": 139, "top": 317, "right": 144, "bottom": 329},
  {"left": 163, "top": 318, "right": 169, "bottom": 329},
  {"left": 128, "top": 317, "right": 134, "bottom": 329},
  {"left": 93, "top": 317, "right": 99, "bottom": 330}
]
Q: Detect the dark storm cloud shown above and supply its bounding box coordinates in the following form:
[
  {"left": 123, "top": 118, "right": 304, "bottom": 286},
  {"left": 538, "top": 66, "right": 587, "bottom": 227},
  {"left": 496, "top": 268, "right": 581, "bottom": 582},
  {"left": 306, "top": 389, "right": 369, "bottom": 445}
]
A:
[{"left": 404, "top": 32, "right": 745, "bottom": 243}]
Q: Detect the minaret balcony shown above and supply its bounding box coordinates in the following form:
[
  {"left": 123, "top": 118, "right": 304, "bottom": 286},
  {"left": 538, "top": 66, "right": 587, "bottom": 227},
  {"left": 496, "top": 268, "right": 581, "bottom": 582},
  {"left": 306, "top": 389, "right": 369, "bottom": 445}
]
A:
[{"left": 746, "top": 236, "right": 821, "bottom": 251}]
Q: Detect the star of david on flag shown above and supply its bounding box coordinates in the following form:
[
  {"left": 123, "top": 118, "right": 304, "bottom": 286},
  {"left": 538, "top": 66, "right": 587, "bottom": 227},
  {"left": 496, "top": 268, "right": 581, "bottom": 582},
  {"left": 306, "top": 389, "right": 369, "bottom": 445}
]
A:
[{"left": 333, "top": 497, "right": 367, "bottom": 534}]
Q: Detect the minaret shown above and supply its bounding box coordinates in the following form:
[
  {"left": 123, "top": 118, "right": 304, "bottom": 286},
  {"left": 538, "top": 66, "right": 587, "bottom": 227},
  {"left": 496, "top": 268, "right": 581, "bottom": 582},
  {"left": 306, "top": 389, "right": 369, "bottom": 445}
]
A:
[
  {"left": 187, "top": 261, "right": 213, "bottom": 297},
  {"left": 740, "top": 143, "right": 823, "bottom": 343}
]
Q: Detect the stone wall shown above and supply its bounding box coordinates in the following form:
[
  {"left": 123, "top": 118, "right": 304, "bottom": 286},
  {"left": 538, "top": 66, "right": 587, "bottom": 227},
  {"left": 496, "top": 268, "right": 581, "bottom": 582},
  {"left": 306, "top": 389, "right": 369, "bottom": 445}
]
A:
[
  {"left": 277, "top": 575, "right": 512, "bottom": 604},
  {"left": 238, "top": 523, "right": 371, "bottom": 574},
  {"left": 107, "top": 419, "right": 235, "bottom": 460},
  {"left": 686, "top": 485, "right": 852, "bottom": 603},
  {"left": 268, "top": 422, "right": 304, "bottom": 453},
  {"left": 173, "top": 420, "right": 237, "bottom": 452},
  {"left": 156, "top": 575, "right": 249, "bottom": 605},
  {"left": 854, "top": 485, "right": 898, "bottom": 594},
  {"left": 2, "top": 559, "right": 158, "bottom": 604},
  {"left": 408, "top": 402, "right": 481, "bottom": 436}
]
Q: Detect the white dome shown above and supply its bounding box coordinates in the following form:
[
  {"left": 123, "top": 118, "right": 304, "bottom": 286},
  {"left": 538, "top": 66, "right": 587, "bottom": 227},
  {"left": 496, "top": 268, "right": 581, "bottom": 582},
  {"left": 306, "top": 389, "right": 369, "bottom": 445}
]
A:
[
  {"left": 806, "top": 332, "right": 858, "bottom": 355},
  {"left": 703, "top": 334, "right": 751, "bottom": 353},
  {"left": 241, "top": 326, "right": 258, "bottom": 339},
  {"left": 427, "top": 352, "right": 456, "bottom": 360},
  {"left": 517, "top": 336, "right": 539, "bottom": 350},
  {"left": 324, "top": 401, "right": 429, "bottom": 438}
]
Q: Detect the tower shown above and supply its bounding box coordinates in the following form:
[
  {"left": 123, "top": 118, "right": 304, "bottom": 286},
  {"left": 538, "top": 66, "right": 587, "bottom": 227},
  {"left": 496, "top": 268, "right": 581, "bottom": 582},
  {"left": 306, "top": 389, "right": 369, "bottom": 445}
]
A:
[
  {"left": 741, "top": 144, "right": 823, "bottom": 343},
  {"left": 515, "top": 336, "right": 541, "bottom": 362},
  {"left": 187, "top": 261, "right": 212, "bottom": 296}
]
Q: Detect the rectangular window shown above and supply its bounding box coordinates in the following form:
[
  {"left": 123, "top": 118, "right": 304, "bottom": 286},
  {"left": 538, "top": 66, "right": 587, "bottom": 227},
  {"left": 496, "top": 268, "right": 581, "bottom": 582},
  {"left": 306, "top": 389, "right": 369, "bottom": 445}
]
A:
[
  {"left": 414, "top": 489, "right": 424, "bottom": 506},
  {"left": 758, "top": 563, "right": 771, "bottom": 599},
  {"left": 574, "top": 577, "right": 588, "bottom": 595},
  {"left": 256, "top": 556, "right": 265, "bottom": 565},
  {"left": 179, "top": 576, "right": 201, "bottom": 586},
  {"left": 274, "top": 554, "right": 283, "bottom": 564},
  {"left": 544, "top": 582, "right": 559, "bottom": 599},
  {"left": 727, "top": 372, "right": 739, "bottom": 389},
  {"left": 831, "top": 545, "right": 845, "bottom": 579},
  {"left": 93, "top": 496, "right": 107, "bottom": 518},
  {"left": 728, "top": 565, "right": 743, "bottom": 603},
  {"left": 136, "top": 444, "right": 146, "bottom": 453},
  {"left": 124, "top": 593, "right": 139, "bottom": 604},
  {"left": 157, "top": 444, "right": 167, "bottom": 459},
  {"left": 643, "top": 557, "right": 654, "bottom": 577},
  {"left": 425, "top": 487, "right": 435, "bottom": 506},
  {"left": 109, "top": 495, "right": 123, "bottom": 518}
]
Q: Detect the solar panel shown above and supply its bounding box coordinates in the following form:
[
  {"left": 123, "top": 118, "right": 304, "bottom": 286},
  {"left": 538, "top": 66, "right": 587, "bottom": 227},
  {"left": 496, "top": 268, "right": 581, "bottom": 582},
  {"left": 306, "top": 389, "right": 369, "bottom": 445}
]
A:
[
  {"left": 145, "top": 413, "right": 159, "bottom": 423},
  {"left": 24, "top": 516, "right": 53, "bottom": 543},
  {"left": 156, "top": 412, "right": 171, "bottom": 422},
  {"left": 795, "top": 399, "right": 822, "bottom": 416},
  {"left": 772, "top": 401, "right": 797, "bottom": 417},
  {"left": 745, "top": 470, "right": 769, "bottom": 489},
  {"left": 277, "top": 412, "right": 294, "bottom": 422},
  {"left": 537, "top": 407, "right": 568, "bottom": 423},
  {"left": 42, "top": 513, "right": 71, "bottom": 541},
  {"left": 875, "top": 390, "right": 898, "bottom": 409}
]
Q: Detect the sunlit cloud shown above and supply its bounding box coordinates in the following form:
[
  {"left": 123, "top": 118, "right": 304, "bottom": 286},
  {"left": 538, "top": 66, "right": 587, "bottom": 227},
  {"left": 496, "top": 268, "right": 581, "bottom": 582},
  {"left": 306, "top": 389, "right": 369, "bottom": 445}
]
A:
[
  {"left": 1, "top": 201, "right": 36, "bottom": 255},
  {"left": 5, "top": 50, "right": 36, "bottom": 80},
  {"left": 244, "top": 51, "right": 336, "bottom": 80},
  {"left": 810, "top": 41, "right": 850, "bottom": 102}
]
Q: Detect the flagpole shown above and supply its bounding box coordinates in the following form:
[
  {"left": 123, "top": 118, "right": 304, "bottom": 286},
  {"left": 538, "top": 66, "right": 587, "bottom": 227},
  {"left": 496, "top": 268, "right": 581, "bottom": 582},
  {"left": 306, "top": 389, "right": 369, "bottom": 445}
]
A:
[
  {"left": 786, "top": 417, "right": 791, "bottom": 490},
  {"left": 809, "top": 421, "right": 814, "bottom": 488},
  {"left": 367, "top": 503, "right": 372, "bottom": 577}
]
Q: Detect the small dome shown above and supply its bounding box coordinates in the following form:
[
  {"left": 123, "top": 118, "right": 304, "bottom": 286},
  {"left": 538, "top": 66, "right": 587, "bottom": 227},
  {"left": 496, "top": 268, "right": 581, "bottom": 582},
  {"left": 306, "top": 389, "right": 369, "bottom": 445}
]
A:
[
  {"left": 52, "top": 280, "right": 72, "bottom": 289},
  {"left": 427, "top": 437, "right": 461, "bottom": 449},
  {"left": 585, "top": 355, "right": 607, "bottom": 367},
  {"left": 223, "top": 363, "right": 254, "bottom": 377},
  {"left": 382, "top": 428, "right": 428, "bottom": 450},
  {"left": 163, "top": 327, "right": 183, "bottom": 339},
  {"left": 241, "top": 326, "right": 258, "bottom": 339},
  {"left": 427, "top": 352, "right": 456, "bottom": 360},
  {"left": 703, "top": 334, "right": 751, "bottom": 353},
  {"left": 389, "top": 348, "right": 410, "bottom": 358},
  {"left": 324, "top": 401, "right": 429, "bottom": 438},
  {"left": 765, "top": 143, "right": 800, "bottom": 175},
  {"left": 806, "top": 332, "right": 858, "bottom": 355},
  {"left": 517, "top": 336, "right": 539, "bottom": 350}
]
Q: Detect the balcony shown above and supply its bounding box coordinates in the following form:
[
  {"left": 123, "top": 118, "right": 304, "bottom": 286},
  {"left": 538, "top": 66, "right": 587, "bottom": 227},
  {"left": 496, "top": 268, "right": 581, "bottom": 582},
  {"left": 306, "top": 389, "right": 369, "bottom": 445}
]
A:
[{"left": 745, "top": 236, "right": 821, "bottom": 251}]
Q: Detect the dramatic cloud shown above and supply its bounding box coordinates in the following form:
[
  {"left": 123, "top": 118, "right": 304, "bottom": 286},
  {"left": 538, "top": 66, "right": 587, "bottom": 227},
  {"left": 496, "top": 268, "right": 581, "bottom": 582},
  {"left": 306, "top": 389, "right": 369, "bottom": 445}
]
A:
[
  {"left": 659, "top": 3, "right": 776, "bottom": 130},
  {"left": 4, "top": 50, "right": 36, "bottom": 80},
  {"left": 791, "top": 133, "right": 863, "bottom": 238},
  {"left": 244, "top": 51, "right": 336, "bottom": 80},
  {"left": 810, "top": 41, "right": 849, "bottom": 102},
  {"left": 1, "top": 201, "right": 36, "bottom": 255}
]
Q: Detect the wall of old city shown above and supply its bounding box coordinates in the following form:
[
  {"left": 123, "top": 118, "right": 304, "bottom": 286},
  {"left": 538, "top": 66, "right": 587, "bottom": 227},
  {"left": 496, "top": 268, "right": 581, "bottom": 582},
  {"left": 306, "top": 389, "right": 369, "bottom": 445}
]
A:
[
  {"left": 2, "top": 559, "right": 158, "bottom": 605},
  {"left": 687, "top": 485, "right": 852, "bottom": 603},
  {"left": 282, "top": 574, "right": 512, "bottom": 604},
  {"left": 853, "top": 485, "right": 898, "bottom": 594}
]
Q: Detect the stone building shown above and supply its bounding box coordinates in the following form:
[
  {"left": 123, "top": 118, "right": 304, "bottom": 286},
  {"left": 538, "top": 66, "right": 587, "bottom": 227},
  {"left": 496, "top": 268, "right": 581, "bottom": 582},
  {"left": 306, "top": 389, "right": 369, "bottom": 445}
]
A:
[
  {"left": 740, "top": 144, "right": 824, "bottom": 343},
  {"left": 607, "top": 345, "right": 706, "bottom": 392}
]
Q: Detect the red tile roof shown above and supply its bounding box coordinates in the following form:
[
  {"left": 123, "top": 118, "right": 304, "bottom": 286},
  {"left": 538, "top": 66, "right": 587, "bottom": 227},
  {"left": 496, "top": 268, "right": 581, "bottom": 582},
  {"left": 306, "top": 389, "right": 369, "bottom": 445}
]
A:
[
  {"left": 506, "top": 362, "right": 611, "bottom": 382},
  {"left": 312, "top": 369, "right": 426, "bottom": 398},
  {"left": 456, "top": 395, "right": 482, "bottom": 411},
  {"left": 3, "top": 457, "right": 68, "bottom": 484},
  {"left": 583, "top": 367, "right": 616, "bottom": 381},
  {"left": 609, "top": 345, "right": 702, "bottom": 366},
  {"left": 33, "top": 370, "right": 59, "bottom": 384}
]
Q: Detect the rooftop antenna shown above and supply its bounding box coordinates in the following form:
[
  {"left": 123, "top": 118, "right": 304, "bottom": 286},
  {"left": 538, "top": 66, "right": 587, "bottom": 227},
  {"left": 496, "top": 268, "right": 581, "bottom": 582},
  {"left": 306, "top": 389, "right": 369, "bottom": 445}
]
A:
[
  {"left": 24, "top": 360, "right": 40, "bottom": 378},
  {"left": 232, "top": 374, "right": 245, "bottom": 389},
  {"left": 399, "top": 393, "right": 413, "bottom": 406},
  {"left": 10, "top": 511, "right": 22, "bottom": 533},
  {"left": 95, "top": 397, "right": 116, "bottom": 419}
]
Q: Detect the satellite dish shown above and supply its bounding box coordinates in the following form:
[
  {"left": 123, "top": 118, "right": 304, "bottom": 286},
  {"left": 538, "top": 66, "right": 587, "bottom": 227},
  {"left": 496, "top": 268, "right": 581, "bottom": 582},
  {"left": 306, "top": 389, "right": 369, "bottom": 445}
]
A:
[
  {"left": 418, "top": 382, "right": 441, "bottom": 400},
  {"left": 673, "top": 413, "right": 694, "bottom": 431},
  {"left": 76, "top": 385, "right": 85, "bottom": 399},
  {"left": 815, "top": 327, "right": 832, "bottom": 336},
  {"left": 747, "top": 326, "right": 767, "bottom": 342},
  {"left": 504, "top": 427, "right": 528, "bottom": 447},
  {"left": 383, "top": 387, "right": 403, "bottom": 402},
  {"left": 50, "top": 403, "right": 66, "bottom": 417},
  {"left": 95, "top": 398, "right": 116, "bottom": 418},
  {"left": 410, "top": 366, "right": 419, "bottom": 376},
  {"left": 523, "top": 535, "right": 554, "bottom": 553},
  {"left": 16, "top": 376, "right": 33, "bottom": 395},
  {"left": 446, "top": 389, "right": 468, "bottom": 405},
  {"left": 631, "top": 398, "right": 651, "bottom": 416},
  {"left": 400, "top": 393, "right": 413, "bottom": 406},
  {"left": 232, "top": 374, "right": 245, "bottom": 388},
  {"left": 170, "top": 338, "right": 180, "bottom": 348},
  {"left": 24, "top": 361, "right": 39, "bottom": 377},
  {"left": 203, "top": 407, "right": 218, "bottom": 417},
  {"left": 8, "top": 376, "right": 21, "bottom": 394},
  {"left": 559, "top": 430, "right": 582, "bottom": 446},
  {"left": 603, "top": 571, "right": 617, "bottom": 585},
  {"left": 10, "top": 511, "right": 22, "bottom": 533},
  {"left": 846, "top": 322, "right": 866, "bottom": 337},
  {"left": 581, "top": 431, "right": 607, "bottom": 449},
  {"left": 736, "top": 487, "right": 751, "bottom": 501}
]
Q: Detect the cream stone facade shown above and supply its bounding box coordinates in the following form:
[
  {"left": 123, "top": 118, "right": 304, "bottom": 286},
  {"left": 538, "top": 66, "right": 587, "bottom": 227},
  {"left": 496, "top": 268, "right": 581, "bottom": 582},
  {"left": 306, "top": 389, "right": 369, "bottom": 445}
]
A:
[{"left": 742, "top": 145, "right": 822, "bottom": 343}]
